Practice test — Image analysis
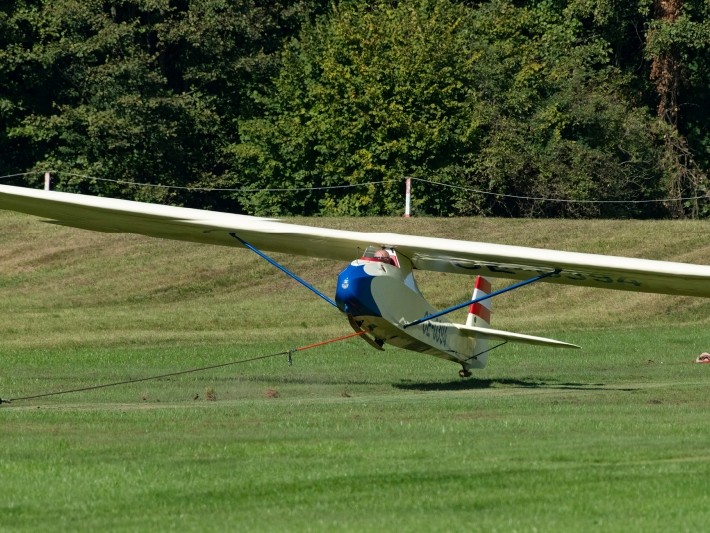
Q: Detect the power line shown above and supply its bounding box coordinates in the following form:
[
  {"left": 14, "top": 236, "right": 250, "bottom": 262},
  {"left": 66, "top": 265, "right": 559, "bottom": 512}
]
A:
[
  {"left": 0, "top": 171, "right": 397, "bottom": 192},
  {"left": 409, "top": 177, "right": 708, "bottom": 204},
  {"left": 2, "top": 170, "right": 707, "bottom": 205}
]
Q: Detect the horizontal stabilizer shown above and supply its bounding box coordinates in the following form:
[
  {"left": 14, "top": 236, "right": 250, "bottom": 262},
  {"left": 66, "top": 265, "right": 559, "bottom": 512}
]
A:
[{"left": 448, "top": 323, "right": 580, "bottom": 349}]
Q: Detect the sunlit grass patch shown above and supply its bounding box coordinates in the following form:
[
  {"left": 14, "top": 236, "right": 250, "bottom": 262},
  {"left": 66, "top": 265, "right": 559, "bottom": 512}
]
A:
[{"left": 2, "top": 212, "right": 710, "bottom": 531}]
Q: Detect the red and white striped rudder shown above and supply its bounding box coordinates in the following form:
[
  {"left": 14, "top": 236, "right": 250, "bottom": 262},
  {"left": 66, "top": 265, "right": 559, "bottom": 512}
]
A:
[{"left": 466, "top": 276, "right": 492, "bottom": 328}]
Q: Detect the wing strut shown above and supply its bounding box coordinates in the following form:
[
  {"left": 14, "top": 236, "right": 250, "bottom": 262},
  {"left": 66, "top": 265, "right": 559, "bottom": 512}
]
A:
[
  {"left": 229, "top": 233, "right": 338, "bottom": 308},
  {"left": 403, "top": 269, "right": 561, "bottom": 328}
]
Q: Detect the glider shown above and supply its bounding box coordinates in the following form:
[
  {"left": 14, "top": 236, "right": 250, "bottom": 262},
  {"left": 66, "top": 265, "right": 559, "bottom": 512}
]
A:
[{"left": 2, "top": 184, "right": 710, "bottom": 377}]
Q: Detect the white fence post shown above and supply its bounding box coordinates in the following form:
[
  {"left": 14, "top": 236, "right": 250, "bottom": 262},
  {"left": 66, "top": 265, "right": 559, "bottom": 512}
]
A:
[
  {"left": 404, "top": 177, "right": 411, "bottom": 218},
  {"left": 44, "top": 171, "right": 51, "bottom": 191}
]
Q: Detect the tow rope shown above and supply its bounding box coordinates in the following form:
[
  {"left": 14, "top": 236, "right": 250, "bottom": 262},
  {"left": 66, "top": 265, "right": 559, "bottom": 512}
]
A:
[{"left": 0, "top": 330, "right": 365, "bottom": 406}]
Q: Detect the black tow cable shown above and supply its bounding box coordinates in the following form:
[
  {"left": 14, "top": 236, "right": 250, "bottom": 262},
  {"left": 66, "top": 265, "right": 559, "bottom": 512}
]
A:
[
  {"left": 0, "top": 331, "right": 366, "bottom": 406},
  {"left": 0, "top": 350, "right": 289, "bottom": 405}
]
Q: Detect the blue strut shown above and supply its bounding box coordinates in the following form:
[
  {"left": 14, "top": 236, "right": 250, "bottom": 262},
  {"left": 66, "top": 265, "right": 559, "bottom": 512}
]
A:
[
  {"left": 230, "top": 233, "right": 338, "bottom": 308},
  {"left": 404, "top": 269, "right": 561, "bottom": 328}
]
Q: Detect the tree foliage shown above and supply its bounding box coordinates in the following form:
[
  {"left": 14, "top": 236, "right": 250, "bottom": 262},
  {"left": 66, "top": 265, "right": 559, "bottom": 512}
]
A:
[
  {"left": 234, "top": 0, "right": 488, "bottom": 215},
  {"left": 1, "top": 0, "right": 324, "bottom": 208},
  {"left": 1, "top": 0, "right": 708, "bottom": 217},
  {"left": 236, "top": 0, "right": 678, "bottom": 216}
]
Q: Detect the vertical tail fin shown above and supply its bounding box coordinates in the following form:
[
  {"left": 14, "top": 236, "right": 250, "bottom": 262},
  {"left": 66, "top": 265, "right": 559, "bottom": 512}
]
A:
[
  {"left": 464, "top": 276, "right": 492, "bottom": 371},
  {"left": 466, "top": 276, "right": 492, "bottom": 328}
]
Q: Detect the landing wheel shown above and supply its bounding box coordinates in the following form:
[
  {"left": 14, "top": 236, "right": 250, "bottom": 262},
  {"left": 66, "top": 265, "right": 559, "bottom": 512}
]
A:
[{"left": 459, "top": 369, "right": 472, "bottom": 378}]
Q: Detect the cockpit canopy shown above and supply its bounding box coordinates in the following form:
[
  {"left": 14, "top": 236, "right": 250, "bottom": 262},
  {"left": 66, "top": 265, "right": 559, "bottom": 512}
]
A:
[{"left": 359, "top": 246, "right": 399, "bottom": 267}]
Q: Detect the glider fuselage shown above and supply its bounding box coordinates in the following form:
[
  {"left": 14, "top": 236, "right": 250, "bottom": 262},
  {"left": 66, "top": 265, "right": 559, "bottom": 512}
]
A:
[{"left": 334, "top": 253, "right": 485, "bottom": 369}]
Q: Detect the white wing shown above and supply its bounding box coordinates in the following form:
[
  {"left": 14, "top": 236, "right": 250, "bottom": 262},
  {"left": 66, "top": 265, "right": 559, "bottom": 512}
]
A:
[{"left": 2, "top": 184, "right": 710, "bottom": 297}]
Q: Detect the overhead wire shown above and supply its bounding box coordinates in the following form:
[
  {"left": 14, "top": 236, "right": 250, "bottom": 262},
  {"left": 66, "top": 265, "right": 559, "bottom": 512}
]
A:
[
  {"left": 408, "top": 177, "right": 709, "bottom": 204},
  {"left": 1, "top": 171, "right": 706, "bottom": 205},
  {"left": 0, "top": 171, "right": 397, "bottom": 192}
]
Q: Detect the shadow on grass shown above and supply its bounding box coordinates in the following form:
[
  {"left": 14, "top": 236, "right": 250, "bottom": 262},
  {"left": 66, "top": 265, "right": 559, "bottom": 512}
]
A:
[{"left": 394, "top": 378, "right": 638, "bottom": 392}]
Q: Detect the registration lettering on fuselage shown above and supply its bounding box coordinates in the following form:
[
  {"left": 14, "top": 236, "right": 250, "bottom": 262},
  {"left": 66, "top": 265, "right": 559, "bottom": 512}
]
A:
[{"left": 421, "top": 314, "right": 449, "bottom": 347}]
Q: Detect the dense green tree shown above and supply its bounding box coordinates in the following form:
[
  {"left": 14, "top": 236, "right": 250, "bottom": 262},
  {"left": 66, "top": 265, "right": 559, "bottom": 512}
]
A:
[
  {"left": 461, "top": 0, "right": 671, "bottom": 217},
  {"left": 0, "top": 1, "right": 43, "bottom": 179},
  {"left": 3, "top": 0, "right": 324, "bottom": 208},
  {"left": 549, "top": 0, "right": 710, "bottom": 217},
  {"left": 1, "top": 0, "right": 708, "bottom": 217},
  {"left": 234, "top": 0, "right": 488, "bottom": 215},
  {"left": 645, "top": 0, "right": 710, "bottom": 217},
  {"left": 235, "top": 0, "right": 669, "bottom": 217}
]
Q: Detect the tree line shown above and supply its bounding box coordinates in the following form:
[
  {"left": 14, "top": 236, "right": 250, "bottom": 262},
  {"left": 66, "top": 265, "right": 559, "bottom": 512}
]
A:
[{"left": 1, "top": 0, "right": 708, "bottom": 217}]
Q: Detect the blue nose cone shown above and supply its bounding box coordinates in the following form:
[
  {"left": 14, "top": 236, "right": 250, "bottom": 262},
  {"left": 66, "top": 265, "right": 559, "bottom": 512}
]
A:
[{"left": 335, "top": 264, "right": 381, "bottom": 317}]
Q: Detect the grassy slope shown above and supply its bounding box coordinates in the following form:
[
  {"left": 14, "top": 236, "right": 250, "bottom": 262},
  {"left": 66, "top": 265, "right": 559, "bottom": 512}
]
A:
[
  {"left": 2, "top": 211, "right": 710, "bottom": 531},
  {"left": 3, "top": 213, "right": 710, "bottom": 345}
]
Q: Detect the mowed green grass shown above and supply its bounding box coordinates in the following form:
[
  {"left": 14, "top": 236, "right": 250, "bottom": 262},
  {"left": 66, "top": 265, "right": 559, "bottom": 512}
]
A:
[{"left": 2, "top": 211, "right": 710, "bottom": 532}]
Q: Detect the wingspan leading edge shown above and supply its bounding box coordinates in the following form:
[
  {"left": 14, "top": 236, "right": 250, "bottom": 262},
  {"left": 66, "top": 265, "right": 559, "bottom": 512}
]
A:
[{"left": 2, "top": 184, "right": 710, "bottom": 297}]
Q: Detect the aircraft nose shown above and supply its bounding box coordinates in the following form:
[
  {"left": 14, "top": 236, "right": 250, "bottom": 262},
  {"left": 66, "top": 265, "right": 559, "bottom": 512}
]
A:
[{"left": 335, "top": 264, "right": 381, "bottom": 318}]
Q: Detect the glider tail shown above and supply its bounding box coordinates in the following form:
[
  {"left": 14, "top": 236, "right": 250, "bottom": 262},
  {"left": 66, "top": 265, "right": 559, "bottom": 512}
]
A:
[
  {"left": 466, "top": 275, "right": 492, "bottom": 327},
  {"left": 466, "top": 276, "right": 492, "bottom": 368}
]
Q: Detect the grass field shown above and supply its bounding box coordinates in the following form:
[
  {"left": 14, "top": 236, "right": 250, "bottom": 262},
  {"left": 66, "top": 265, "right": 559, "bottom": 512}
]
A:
[{"left": 2, "top": 211, "right": 710, "bottom": 531}]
